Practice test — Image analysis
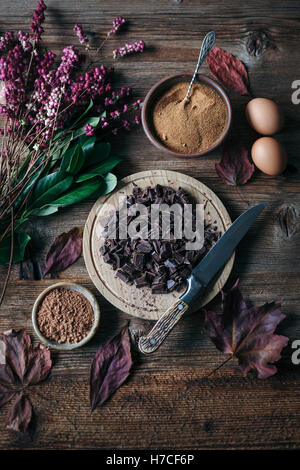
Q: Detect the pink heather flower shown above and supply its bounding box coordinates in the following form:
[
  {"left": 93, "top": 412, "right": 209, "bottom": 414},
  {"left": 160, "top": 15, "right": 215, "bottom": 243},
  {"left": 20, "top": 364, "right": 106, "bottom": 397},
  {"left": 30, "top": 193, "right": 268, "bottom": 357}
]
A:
[
  {"left": 0, "top": 4, "right": 142, "bottom": 143},
  {"left": 108, "top": 17, "right": 126, "bottom": 36},
  {"left": 134, "top": 115, "right": 140, "bottom": 125},
  {"left": 0, "top": 31, "right": 14, "bottom": 52},
  {"left": 30, "top": 0, "right": 47, "bottom": 41},
  {"left": 113, "top": 40, "right": 144, "bottom": 59},
  {"left": 56, "top": 45, "right": 79, "bottom": 84},
  {"left": 84, "top": 123, "right": 95, "bottom": 136},
  {"left": 133, "top": 99, "right": 142, "bottom": 109},
  {"left": 18, "top": 31, "right": 32, "bottom": 52},
  {"left": 73, "top": 24, "right": 89, "bottom": 50},
  {"left": 122, "top": 119, "right": 130, "bottom": 131}
]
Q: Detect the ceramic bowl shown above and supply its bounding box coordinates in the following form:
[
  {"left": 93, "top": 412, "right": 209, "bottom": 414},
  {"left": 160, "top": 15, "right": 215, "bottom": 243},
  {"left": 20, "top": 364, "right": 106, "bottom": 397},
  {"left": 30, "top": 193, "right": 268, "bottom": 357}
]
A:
[
  {"left": 141, "top": 73, "right": 232, "bottom": 157},
  {"left": 32, "top": 282, "right": 100, "bottom": 351}
]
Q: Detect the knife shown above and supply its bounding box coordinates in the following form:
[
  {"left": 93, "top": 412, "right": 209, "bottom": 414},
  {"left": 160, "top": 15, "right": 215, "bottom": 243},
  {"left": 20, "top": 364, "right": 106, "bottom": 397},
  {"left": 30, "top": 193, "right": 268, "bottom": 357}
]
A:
[{"left": 138, "top": 202, "right": 267, "bottom": 354}]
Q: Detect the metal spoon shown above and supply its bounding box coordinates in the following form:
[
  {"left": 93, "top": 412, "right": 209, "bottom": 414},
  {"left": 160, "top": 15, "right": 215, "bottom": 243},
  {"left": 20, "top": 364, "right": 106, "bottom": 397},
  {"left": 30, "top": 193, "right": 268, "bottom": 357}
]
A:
[{"left": 184, "top": 31, "right": 216, "bottom": 102}]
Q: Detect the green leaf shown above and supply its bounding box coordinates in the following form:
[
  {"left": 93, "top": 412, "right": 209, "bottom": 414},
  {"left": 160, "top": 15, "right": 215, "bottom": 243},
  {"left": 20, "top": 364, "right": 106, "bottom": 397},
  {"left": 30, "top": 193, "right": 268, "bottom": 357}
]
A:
[
  {"left": 101, "top": 172, "right": 118, "bottom": 195},
  {"left": 30, "top": 171, "right": 73, "bottom": 209},
  {"left": 14, "top": 166, "right": 44, "bottom": 210},
  {"left": 30, "top": 205, "right": 59, "bottom": 217},
  {"left": 0, "top": 232, "right": 31, "bottom": 265},
  {"left": 60, "top": 145, "right": 77, "bottom": 172},
  {"left": 50, "top": 178, "right": 103, "bottom": 207},
  {"left": 76, "top": 157, "right": 122, "bottom": 182},
  {"left": 72, "top": 99, "right": 94, "bottom": 127},
  {"left": 74, "top": 116, "right": 101, "bottom": 137},
  {"left": 67, "top": 146, "right": 85, "bottom": 175},
  {"left": 52, "top": 129, "right": 65, "bottom": 142},
  {"left": 86, "top": 116, "right": 101, "bottom": 127},
  {"left": 81, "top": 135, "right": 96, "bottom": 156},
  {"left": 51, "top": 132, "right": 74, "bottom": 165},
  {"left": 84, "top": 142, "right": 111, "bottom": 168}
]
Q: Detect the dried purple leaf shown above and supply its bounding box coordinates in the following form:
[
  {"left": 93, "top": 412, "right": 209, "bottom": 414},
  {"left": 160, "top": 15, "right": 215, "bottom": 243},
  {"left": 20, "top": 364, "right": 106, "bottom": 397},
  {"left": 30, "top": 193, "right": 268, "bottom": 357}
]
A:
[
  {"left": 0, "top": 384, "right": 14, "bottom": 408},
  {"left": 0, "top": 329, "right": 52, "bottom": 433},
  {"left": 204, "top": 280, "right": 289, "bottom": 379},
  {"left": 24, "top": 344, "right": 52, "bottom": 385},
  {"left": 0, "top": 364, "right": 15, "bottom": 387},
  {"left": 216, "top": 139, "right": 254, "bottom": 186},
  {"left": 1, "top": 329, "right": 31, "bottom": 382},
  {"left": 43, "top": 227, "right": 83, "bottom": 277},
  {"left": 207, "top": 47, "right": 249, "bottom": 95},
  {"left": 90, "top": 324, "right": 132, "bottom": 410},
  {"left": 6, "top": 393, "right": 32, "bottom": 433}
]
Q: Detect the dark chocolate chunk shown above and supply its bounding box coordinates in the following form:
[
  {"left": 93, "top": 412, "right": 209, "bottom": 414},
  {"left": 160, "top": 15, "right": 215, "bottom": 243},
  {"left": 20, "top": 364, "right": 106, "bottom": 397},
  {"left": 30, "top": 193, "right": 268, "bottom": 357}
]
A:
[{"left": 100, "top": 184, "right": 220, "bottom": 294}]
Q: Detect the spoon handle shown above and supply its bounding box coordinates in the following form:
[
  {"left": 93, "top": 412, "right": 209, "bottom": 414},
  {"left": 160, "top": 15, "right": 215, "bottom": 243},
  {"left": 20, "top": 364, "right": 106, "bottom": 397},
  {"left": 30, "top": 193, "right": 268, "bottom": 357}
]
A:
[{"left": 184, "top": 31, "right": 216, "bottom": 101}]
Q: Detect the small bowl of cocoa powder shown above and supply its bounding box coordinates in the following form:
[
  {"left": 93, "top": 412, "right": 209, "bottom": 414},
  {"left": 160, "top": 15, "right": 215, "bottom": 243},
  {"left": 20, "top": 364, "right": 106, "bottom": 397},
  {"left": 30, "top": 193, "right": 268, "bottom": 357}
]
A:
[
  {"left": 141, "top": 73, "right": 232, "bottom": 157},
  {"left": 32, "top": 282, "right": 100, "bottom": 350}
]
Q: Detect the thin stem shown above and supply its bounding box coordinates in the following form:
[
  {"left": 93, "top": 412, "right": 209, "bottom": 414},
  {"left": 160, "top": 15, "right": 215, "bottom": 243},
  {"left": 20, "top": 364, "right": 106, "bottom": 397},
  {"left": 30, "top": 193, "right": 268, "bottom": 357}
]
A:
[
  {"left": 177, "top": 355, "right": 233, "bottom": 399},
  {"left": 0, "top": 201, "right": 14, "bottom": 308},
  {"left": 235, "top": 185, "right": 250, "bottom": 207}
]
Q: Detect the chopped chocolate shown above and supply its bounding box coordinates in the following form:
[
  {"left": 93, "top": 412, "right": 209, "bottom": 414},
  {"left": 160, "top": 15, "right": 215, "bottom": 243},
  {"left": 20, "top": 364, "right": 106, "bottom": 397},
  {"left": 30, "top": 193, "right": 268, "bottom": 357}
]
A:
[{"left": 100, "top": 184, "right": 221, "bottom": 294}]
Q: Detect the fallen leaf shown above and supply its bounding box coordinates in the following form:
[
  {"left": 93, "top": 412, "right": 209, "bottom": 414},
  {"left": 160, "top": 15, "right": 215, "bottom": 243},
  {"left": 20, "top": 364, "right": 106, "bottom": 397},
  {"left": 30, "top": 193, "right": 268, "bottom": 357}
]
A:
[
  {"left": 6, "top": 393, "right": 32, "bottom": 433},
  {"left": 24, "top": 344, "right": 52, "bottom": 385},
  {"left": 0, "top": 384, "right": 14, "bottom": 408},
  {"left": 0, "top": 329, "right": 52, "bottom": 433},
  {"left": 0, "top": 364, "right": 15, "bottom": 386},
  {"left": 43, "top": 227, "right": 83, "bottom": 276},
  {"left": 90, "top": 324, "right": 132, "bottom": 410},
  {"left": 2, "top": 329, "right": 31, "bottom": 381},
  {"left": 207, "top": 47, "right": 249, "bottom": 95},
  {"left": 215, "top": 139, "right": 254, "bottom": 186},
  {"left": 204, "top": 280, "right": 289, "bottom": 379}
]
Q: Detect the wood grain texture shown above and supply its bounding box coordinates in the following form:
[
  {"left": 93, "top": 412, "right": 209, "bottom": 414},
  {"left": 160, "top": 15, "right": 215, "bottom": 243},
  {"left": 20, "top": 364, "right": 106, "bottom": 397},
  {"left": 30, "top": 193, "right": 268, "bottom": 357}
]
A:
[
  {"left": 83, "top": 170, "right": 233, "bottom": 319},
  {"left": 0, "top": 0, "right": 300, "bottom": 450}
]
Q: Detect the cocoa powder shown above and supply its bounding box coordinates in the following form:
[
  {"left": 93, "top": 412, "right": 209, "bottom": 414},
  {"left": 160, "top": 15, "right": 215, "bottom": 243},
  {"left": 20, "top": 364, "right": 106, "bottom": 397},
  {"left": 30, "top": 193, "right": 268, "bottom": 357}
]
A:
[
  {"left": 152, "top": 81, "right": 227, "bottom": 154},
  {"left": 37, "top": 288, "right": 94, "bottom": 344}
]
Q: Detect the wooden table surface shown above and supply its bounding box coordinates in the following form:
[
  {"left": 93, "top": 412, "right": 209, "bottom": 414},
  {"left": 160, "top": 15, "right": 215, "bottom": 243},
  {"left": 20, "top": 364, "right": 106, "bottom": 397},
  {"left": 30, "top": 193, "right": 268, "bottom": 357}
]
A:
[{"left": 0, "top": 0, "right": 300, "bottom": 450}]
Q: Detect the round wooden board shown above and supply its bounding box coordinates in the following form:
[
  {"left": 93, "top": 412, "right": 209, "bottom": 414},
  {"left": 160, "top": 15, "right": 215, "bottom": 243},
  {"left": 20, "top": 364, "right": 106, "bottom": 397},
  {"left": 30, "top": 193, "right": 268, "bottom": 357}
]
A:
[{"left": 83, "top": 170, "right": 234, "bottom": 320}]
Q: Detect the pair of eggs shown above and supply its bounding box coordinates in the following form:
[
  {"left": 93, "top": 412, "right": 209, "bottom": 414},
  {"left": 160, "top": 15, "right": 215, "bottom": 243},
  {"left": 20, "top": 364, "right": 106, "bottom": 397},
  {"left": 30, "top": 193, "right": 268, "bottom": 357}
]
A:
[{"left": 246, "top": 98, "right": 286, "bottom": 176}]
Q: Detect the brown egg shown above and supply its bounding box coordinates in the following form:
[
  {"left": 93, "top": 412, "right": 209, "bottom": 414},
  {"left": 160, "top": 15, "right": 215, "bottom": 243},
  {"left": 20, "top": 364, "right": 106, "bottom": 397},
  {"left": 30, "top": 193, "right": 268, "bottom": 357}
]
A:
[
  {"left": 246, "top": 98, "right": 283, "bottom": 135},
  {"left": 251, "top": 137, "right": 287, "bottom": 176}
]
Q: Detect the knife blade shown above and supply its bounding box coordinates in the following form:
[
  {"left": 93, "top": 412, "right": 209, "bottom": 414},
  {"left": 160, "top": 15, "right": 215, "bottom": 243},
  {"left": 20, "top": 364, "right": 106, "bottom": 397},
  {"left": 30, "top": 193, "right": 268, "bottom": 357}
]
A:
[
  {"left": 181, "top": 201, "right": 268, "bottom": 305},
  {"left": 139, "top": 202, "right": 267, "bottom": 354}
]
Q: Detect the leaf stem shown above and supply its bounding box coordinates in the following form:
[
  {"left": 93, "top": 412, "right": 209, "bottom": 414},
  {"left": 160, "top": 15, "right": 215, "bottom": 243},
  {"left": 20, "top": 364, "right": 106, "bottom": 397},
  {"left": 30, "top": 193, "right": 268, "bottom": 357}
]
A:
[
  {"left": 235, "top": 185, "right": 250, "bottom": 208},
  {"left": 177, "top": 355, "right": 233, "bottom": 399}
]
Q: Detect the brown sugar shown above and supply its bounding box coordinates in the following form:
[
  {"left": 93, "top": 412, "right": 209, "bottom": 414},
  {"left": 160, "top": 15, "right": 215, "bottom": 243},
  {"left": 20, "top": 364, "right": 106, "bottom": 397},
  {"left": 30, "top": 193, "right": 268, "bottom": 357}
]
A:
[
  {"left": 37, "top": 288, "right": 94, "bottom": 344},
  {"left": 152, "top": 81, "right": 227, "bottom": 154}
]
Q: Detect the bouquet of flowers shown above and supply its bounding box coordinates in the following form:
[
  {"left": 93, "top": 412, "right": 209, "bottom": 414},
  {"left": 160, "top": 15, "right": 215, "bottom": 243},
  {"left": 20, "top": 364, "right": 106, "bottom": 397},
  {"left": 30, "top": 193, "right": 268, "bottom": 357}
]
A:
[{"left": 0, "top": 1, "right": 144, "bottom": 301}]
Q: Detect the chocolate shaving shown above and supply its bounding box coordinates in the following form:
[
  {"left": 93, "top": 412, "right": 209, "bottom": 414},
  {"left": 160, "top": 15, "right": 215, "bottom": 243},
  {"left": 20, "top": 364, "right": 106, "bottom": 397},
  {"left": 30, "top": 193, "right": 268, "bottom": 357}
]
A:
[{"left": 100, "top": 185, "right": 220, "bottom": 293}]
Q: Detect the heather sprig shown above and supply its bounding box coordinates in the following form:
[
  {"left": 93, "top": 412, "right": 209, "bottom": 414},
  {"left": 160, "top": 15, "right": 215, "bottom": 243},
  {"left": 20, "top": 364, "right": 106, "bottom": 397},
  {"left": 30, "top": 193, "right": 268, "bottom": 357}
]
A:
[
  {"left": 0, "top": 1, "right": 144, "bottom": 306},
  {"left": 73, "top": 24, "right": 89, "bottom": 50},
  {"left": 108, "top": 17, "right": 126, "bottom": 36},
  {"left": 113, "top": 40, "right": 145, "bottom": 59},
  {"left": 30, "top": 0, "right": 47, "bottom": 41}
]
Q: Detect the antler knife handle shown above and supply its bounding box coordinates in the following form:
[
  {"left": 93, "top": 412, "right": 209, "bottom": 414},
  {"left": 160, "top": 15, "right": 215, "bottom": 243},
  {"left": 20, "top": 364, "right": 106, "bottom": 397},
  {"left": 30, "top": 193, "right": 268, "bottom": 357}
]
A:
[{"left": 138, "top": 299, "right": 189, "bottom": 354}]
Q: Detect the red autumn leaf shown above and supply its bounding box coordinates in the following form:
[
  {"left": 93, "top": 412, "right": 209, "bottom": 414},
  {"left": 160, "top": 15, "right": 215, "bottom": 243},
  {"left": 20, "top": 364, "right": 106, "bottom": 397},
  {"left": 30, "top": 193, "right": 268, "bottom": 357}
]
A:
[
  {"left": 43, "top": 226, "right": 83, "bottom": 277},
  {"left": 0, "top": 329, "right": 52, "bottom": 433},
  {"left": 90, "top": 324, "right": 133, "bottom": 410},
  {"left": 24, "top": 344, "right": 52, "bottom": 385},
  {"left": 0, "top": 364, "right": 15, "bottom": 386},
  {"left": 216, "top": 139, "right": 254, "bottom": 186},
  {"left": 207, "top": 46, "right": 249, "bottom": 95},
  {"left": 6, "top": 393, "right": 32, "bottom": 433},
  {"left": 1, "top": 329, "right": 31, "bottom": 381},
  {"left": 0, "top": 384, "right": 14, "bottom": 408},
  {"left": 204, "top": 280, "right": 289, "bottom": 379}
]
